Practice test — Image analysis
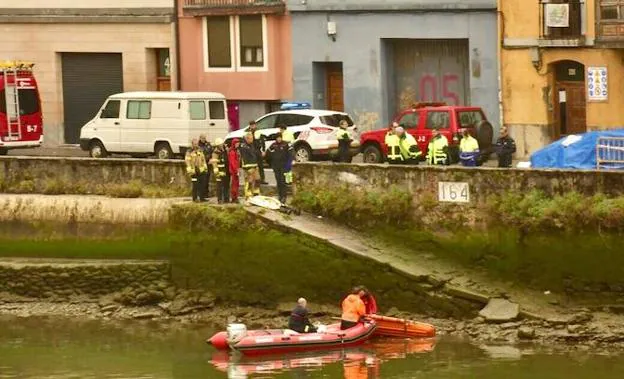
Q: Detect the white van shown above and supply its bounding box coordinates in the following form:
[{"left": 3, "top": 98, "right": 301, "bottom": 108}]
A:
[{"left": 79, "top": 91, "right": 229, "bottom": 159}]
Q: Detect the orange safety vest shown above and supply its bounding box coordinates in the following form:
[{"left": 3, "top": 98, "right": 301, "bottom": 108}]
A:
[{"left": 341, "top": 294, "right": 366, "bottom": 323}]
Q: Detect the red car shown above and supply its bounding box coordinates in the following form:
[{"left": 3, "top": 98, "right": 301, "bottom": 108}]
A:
[{"left": 359, "top": 103, "right": 494, "bottom": 163}]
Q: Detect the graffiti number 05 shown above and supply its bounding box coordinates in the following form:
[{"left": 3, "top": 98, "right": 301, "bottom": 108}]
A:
[{"left": 419, "top": 74, "right": 460, "bottom": 105}]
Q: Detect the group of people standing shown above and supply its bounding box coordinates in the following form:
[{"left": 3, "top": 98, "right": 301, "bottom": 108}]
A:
[
  {"left": 184, "top": 121, "right": 295, "bottom": 204},
  {"left": 384, "top": 123, "right": 517, "bottom": 168}
]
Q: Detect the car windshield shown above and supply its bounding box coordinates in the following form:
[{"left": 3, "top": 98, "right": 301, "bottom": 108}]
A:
[{"left": 320, "top": 114, "right": 354, "bottom": 127}]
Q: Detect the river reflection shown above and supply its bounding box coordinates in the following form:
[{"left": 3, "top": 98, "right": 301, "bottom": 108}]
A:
[
  {"left": 209, "top": 338, "right": 436, "bottom": 379},
  {"left": 1, "top": 316, "right": 623, "bottom": 378}
]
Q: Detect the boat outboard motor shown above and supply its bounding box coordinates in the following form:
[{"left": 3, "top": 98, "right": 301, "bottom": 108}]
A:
[
  {"left": 226, "top": 323, "right": 248, "bottom": 346},
  {"left": 227, "top": 364, "right": 247, "bottom": 379}
]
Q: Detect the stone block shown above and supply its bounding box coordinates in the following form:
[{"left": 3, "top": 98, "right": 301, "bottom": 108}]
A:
[{"left": 479, "top": 298, "right": 520, "bottom": 323}]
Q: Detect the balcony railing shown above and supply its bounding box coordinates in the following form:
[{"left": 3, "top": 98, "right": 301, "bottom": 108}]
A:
[
  {"left": 597, "top": 0, "right": 624, "bottom": 46},
  {"left": 183, "top": 0, "right": 286, "bottom": 16},
  {"left": 540, "top": 0, "right": 583, "bottom": 43}
]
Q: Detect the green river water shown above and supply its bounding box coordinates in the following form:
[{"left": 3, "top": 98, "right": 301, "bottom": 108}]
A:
[{"left": 1, "top": 316, "right": 623, "bottom": 379}]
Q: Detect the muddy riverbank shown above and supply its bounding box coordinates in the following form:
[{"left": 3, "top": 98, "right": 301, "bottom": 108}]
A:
[{"left": 1, "top": 300, "right": 623, "bottom": 351}]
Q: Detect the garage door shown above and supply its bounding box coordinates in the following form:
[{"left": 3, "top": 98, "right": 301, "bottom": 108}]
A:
[
  {"left": 62, "top": 53, "right": 123, "bottom": 144},
  {"left": 392, "top": 39, "right": 469, "bottom": 112}
]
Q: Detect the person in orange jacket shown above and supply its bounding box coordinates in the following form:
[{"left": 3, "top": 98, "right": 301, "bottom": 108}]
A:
[
  {"left": 228, "top": 138, "right": 241, "bottom": 203},
  {"left": 341, "top": 287, "right": 367, "bottom": 330}
]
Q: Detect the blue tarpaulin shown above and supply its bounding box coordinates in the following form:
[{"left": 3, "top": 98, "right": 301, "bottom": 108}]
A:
[{"left": 530, "top": 129, "right": 624, "bottom": 169}]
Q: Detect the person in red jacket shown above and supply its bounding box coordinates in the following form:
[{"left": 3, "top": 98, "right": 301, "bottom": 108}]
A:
[
  {"left": 228, "top": 138, "right": 241, "bottom": 203},
  {"left": 359, "top": 286, "right": 378, "bottom": 314}
]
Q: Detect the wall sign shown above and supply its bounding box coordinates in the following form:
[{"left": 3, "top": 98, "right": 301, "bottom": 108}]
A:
[
  {"left": 438, "top": 182, "right": 470, "bottom": 203},
  {"left": 545, "top": 4, "right": 569, "bottom": 28},
  {"left": 587, "top": 67, "right": 608, "bottom": 102}
]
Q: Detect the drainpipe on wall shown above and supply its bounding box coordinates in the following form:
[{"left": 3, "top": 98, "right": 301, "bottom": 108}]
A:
[
  {"left": 497, "top": 4, "right": 505, "bottom": 129},
  {"left": 174, "top": 0, "right": 182, "bottom": 90}
]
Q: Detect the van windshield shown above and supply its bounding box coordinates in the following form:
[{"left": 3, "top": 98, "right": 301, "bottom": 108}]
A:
[{"left": 0, "top": 89, "right": 40, "bottom": 115}]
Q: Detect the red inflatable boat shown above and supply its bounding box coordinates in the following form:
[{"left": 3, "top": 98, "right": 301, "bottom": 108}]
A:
[{"left": 207, "top": 321, "right": 377, "bottom": 356}]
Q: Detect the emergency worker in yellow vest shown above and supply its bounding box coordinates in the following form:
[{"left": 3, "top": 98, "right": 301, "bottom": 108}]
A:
[
  {"left": 459, "top": 130, "right": 480, "bottom": 167},
  {"left": 396, "top": 127, "right": 422, "bottom": 164},
  {"left": 279, "top": 124, "right": 295, "bottom": 184},
  {"left": 184, "top": 138, "right": 208, "bottom": 202},
  {"left": 239, "top": 132, "right": 261, "bottom": 199},
  {"left": 336, "top": 120, "right": 353, "bottom": 163},
  {"left": 211, "top": 138, "right": 230, "bottom": 204},
  {"left": 385, "top": 122, "right": 402, "bottom": 164},
  {"left": 426, "top": 128, "right": 449, "bottom": 165}
]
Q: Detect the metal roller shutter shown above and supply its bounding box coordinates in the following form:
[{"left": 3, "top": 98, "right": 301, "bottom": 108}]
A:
[
  {"left": 392, "top": 39, "right": 469, "bottom": 112},
  {"left": 62, "top": 53, "right": 123, "bottom": 144}
]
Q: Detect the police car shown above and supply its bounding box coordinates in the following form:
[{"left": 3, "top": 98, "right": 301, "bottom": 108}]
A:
[{"left": 225, "top": 102, "right": 359, "bottom": 162}]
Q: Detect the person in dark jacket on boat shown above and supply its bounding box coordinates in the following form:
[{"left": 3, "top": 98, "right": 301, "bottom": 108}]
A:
[{"left": 288, "top": 298, "right": 317, "bottom": 333}]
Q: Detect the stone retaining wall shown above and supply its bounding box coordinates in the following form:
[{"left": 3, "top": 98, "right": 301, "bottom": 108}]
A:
[
  {"left": 0, "top": 259, "right": 171, "bottom": 305},
  {"left": 293, "top": 163, "right": 624, "bottom": 205},
  {"left": 0, "top": 156, "right": 188, "bottom": 196},
  {"left": 0, "top": 194, "right": 181, "bottom": 224}
]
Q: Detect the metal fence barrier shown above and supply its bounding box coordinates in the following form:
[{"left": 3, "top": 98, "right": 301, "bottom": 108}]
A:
[{"left": 596, "top": 137, "right": 624, "bottom": 169}]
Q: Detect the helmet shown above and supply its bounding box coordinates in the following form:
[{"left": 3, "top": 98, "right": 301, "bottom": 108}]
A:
[{"left": 214, "top": 138, "right": 224, "bottom": 146}]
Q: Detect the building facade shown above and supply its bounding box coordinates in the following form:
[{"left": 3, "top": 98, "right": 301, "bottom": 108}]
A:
[
  {"left": 288, "top": 0, "right": 500, "bottom": 131},
  {"left": 500, "top": 0, "right": 624, "bottom": 157},
  {"left": 178, "top": 0, "right": 292, "bottom": 130},
  {"left": 0, "top": 0, "right": 176, "bottom": 146}
]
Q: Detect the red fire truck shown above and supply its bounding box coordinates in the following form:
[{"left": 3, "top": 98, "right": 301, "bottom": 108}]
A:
[{"left": 0, "top": 61, "right": 43, "bottom": 155}]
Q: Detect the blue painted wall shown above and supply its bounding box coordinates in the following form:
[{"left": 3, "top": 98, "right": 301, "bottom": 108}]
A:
[{"left": 288, "top": 1, "right": 499, "bottom": 131}]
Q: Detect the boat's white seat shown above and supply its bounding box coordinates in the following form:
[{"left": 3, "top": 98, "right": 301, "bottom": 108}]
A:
[{"left": 283, "top": 329, "right": 300, "bottom": 336}]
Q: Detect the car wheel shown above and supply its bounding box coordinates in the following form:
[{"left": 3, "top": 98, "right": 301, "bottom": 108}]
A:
[
  {"left": 362, "top": 145, "right": 383, "bottom": 163},
  {"left": 89, "top": 140, "right": 108, "bottom": 158},
  {"left": 155, "top": 142, "right": 173, "bottom": 160},
  {"left": 293, "top": 144, "right": 312, "bottom": 163}
]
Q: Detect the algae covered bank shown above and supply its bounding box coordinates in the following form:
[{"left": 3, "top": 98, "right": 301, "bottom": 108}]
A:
[
  {"left": 0, "top": 202, "right": 478, "bottom": 319},
  {"left": 292, "top": 163, "right": 624, "bottom": 304}
]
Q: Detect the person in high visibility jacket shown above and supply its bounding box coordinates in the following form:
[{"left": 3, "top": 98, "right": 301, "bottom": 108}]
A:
[
  {"left": 336, "top": 120, "right": 353, "bottom": 163},
  {"left": 184, "top": 138, "right": 208, "bottom": 202},
  {"left": 228, "top": 138, "right": 241, "bottom": 203},
  {"left": 211, "top": 138, "right": 230, "bottom": 204},
  {"left": 279, "top": 124, "right": 295, "bottom": 184},
  {"left": 396, "top": 127, "right": 422, "bottom": 164},
  {"left": 459, "top": 130, "right": 480, "bottom": 167},
  {"left": 426, "top": 129, "right": 449, "bottom": 165},
  {"left": 340, "top": 287, "right": 367, "bottom": 330},
  {"left": 385, "top": 122, "right": 403, "bottom": 164},
  {"left": 239, "top": 132, "right": 261, "bottom": 199}
]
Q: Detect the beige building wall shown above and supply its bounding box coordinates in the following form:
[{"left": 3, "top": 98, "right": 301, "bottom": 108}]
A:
[
  {"left": 0, "top": 23, "right": 174, "bottom": 146},
  {"left": 0, "top": 0, "right": 172, "bottom": 8}
]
